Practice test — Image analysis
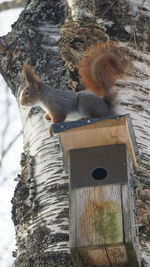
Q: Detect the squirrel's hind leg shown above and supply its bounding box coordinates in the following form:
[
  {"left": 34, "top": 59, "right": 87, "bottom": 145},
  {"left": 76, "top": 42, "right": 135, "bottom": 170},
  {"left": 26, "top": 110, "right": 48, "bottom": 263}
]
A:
[{"left": 78, "top": 92, "right": 110, "bottom": 119}]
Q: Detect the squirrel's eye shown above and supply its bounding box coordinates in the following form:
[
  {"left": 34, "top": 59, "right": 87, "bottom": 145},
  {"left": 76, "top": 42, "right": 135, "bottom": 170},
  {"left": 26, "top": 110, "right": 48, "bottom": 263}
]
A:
[{"left": 25, "top": 90, "right": 30, "bottom": 97}]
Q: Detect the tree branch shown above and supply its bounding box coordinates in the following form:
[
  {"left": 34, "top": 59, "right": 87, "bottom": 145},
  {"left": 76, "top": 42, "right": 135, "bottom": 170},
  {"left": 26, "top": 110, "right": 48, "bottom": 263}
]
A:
[{"left": 0, "top": 0, "right": 25, "bottom": 12}]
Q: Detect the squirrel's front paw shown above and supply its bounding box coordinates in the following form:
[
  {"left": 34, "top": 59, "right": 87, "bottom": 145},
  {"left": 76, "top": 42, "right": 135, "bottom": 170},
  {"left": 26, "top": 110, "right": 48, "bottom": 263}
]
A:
[
  {"left": 45, "top": 113, "right": 51, "bottom": 120},
  {"left": 49, "top": 126, "right": 54, "bottom": 137}
]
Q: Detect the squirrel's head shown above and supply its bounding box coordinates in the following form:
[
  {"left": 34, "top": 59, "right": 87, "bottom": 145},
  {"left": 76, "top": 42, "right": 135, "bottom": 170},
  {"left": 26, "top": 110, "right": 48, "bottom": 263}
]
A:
[{"left": 20, "top": 63, "right": 42, "bottom": 106}]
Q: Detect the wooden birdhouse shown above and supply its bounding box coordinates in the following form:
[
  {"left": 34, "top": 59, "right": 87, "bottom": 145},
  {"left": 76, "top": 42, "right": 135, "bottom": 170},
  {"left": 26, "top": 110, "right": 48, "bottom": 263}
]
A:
[{"left": 52, "top": 115, "right": 140, "bottom": 267}]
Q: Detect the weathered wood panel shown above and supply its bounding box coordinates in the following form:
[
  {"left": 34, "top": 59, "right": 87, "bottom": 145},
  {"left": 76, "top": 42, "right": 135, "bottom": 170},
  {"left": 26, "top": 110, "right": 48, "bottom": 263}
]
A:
[{"left": 59, "top": 116, "right": 137, "bottom": 167}]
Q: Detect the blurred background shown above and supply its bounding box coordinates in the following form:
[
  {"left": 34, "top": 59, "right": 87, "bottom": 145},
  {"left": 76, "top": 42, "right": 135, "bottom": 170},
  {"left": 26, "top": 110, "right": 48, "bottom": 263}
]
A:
[{"left": 0, "top": 0, "right": 23, "bottom": 265}]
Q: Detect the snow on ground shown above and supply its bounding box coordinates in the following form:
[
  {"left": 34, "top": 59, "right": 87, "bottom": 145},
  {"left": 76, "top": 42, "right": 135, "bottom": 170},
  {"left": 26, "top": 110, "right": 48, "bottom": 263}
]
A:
[{"left": 0, "top": 7, "right": 23, "bottom": 267}]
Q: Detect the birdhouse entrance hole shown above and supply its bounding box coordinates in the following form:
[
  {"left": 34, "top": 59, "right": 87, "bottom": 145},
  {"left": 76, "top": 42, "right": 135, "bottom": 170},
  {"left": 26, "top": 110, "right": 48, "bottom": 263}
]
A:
[
  {"left": 70, "top": 144, "right": 128, "bottom": 188},
  {"left": 92, "top": 168, "right": 107, "bottom": 180},
  {"left": 54, "top": 115, "right": 140, "bottom": 266}
]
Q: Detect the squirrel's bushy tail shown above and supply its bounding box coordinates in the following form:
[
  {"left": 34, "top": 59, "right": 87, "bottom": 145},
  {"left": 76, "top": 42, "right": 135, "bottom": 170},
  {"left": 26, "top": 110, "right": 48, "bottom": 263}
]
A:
[{"left": 79, "top": 42, "right": 130, "bottom": 106}]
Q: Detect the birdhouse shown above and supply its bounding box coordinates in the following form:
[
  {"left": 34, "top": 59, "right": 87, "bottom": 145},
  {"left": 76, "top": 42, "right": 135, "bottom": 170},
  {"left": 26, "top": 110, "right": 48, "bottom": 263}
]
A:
[{"left": 52, "top": 115, "right": 140, "bottom": 267}]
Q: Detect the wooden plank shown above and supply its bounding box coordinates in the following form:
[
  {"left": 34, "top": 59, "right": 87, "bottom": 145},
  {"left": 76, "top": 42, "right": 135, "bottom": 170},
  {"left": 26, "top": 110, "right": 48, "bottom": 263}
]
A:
[
  {"left": 52, "top": 115, "right": 127, "bottom": 133},
  {"left": 121, "top": 184, "right": 131, "bottom": 243},
  {"left": 126, "top": 243, "right": 140, "bottom": 267},
  {"left": 70, "top": 185, "right": 123, "bottom": 249},
  {"left": 106, "top": 245, "right": 128, "bottom": 267},
  {"left": 70, "top": 247, "right": 85, "bottom": 267},
  {"left": 69, "top": 189, "right": 76, "bottom": 249},
  {"left": 78, "top": 247, "right": 111, "bottom": 267},
  {"left": 107, "top": 244, "right": 140, "bottom": 266},
  {"left": 125, "top": 154, "right": 141, "bottom": 266},
  {"left": 59, "top": 116, "right": 137, "bottom": 167}
]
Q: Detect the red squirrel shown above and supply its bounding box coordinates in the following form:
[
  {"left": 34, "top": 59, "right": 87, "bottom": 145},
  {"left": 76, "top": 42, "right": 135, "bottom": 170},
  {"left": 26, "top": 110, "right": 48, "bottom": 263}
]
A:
[{"left": 20, "top": 42, "right": 130, "bottom": 124}]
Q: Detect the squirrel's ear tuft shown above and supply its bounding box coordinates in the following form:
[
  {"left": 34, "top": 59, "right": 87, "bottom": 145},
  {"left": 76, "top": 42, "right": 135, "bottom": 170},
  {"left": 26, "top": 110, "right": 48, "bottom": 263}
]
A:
[{"left": 23, "top": 63, "right": 41, "bottom": 89}]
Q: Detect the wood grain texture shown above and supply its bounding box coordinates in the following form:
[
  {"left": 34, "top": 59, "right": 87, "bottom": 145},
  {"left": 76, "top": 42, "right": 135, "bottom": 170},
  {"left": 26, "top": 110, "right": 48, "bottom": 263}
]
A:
[
  {"left": 59, "top": 116, "right": 137, "bottom": 167},
  {"left": 79, "top": 247, "right": 111, "bottom": 266},
  {"left": 106, "top": 246, "right": 128, "bottom": 267},
  {"left": 121, "top": 184, "right": 132, "bottom": 243},
  {"left": 69, "top": 149, "right": 140, "bottom": 265},
  {"left": 70, "top": 185, "right": 123, "bottom": 248}
]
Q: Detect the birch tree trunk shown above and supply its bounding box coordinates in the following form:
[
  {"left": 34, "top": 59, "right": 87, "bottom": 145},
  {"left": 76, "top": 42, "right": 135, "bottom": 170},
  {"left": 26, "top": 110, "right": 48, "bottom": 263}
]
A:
[{"left": 0, "top": 0, "right": 149, "bottom": 266}]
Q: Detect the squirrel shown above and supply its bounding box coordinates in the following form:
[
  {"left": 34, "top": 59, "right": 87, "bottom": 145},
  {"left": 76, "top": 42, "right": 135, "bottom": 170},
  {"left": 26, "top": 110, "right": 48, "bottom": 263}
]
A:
[{"left": 20, "top": 42, "right": 130, "bottom": 125}]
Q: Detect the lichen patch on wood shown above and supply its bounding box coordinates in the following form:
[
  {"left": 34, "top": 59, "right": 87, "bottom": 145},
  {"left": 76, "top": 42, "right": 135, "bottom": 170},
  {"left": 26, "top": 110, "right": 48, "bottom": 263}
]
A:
[{"left": 91, "top": 200, "right": 121, "bottom": 244}]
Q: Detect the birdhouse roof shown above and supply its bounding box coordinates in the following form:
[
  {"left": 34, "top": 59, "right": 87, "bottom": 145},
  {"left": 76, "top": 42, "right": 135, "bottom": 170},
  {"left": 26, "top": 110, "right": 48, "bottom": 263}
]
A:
[{"left": 52, "top": 114, "right": 138, "bottom": 168}]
